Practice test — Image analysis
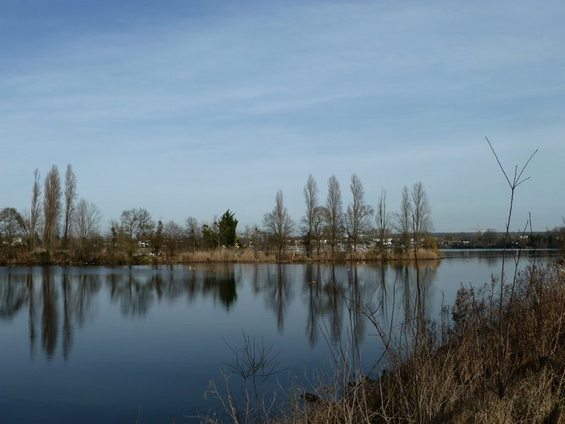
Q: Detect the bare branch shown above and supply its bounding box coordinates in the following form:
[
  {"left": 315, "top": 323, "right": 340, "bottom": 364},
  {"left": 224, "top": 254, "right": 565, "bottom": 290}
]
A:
[
  {"left": 516, "top": 148, "right": 539, "bottom": 184},
  {"left": 485, "top": 136, "right": 512, "bottom": 188}
]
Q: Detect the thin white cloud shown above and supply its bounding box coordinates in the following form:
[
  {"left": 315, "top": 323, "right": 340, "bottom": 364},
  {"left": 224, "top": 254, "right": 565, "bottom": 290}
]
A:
[{"left": 0, "top": 0, "right": 564, "bottom": 229}]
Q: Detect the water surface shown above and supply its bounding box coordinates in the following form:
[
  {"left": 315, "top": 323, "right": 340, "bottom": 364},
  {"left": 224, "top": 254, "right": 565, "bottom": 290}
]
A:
[{"left": 0, "top": 254, "right": 549, "bottom": 423}]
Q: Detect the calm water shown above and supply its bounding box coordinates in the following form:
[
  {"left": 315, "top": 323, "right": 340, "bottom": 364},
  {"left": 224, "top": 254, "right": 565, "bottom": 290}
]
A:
[{"left": 0, "top": 254, "right": 550, "bottom": 423}]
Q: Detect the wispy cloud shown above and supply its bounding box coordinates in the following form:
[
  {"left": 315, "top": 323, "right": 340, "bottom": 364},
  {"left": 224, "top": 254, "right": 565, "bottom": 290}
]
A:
[{"left": 1, "top": 0, "right": 564, "bottom": 230}]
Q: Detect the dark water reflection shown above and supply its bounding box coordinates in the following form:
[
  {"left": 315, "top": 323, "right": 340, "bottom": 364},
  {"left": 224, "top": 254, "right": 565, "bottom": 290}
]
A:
[{"left": 0, "top": 258, "right": 543, "bottom": 423}]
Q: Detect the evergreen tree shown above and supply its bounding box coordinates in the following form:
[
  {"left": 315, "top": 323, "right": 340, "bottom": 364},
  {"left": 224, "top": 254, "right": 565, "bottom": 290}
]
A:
[{"left": 218, "top": 210, "right": 238, "bottom": 247}]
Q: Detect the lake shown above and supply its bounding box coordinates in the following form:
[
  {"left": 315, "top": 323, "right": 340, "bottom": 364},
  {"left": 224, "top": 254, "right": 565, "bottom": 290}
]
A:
[{"left": 0, "top": 252, "right": 554, "bottom": 423}]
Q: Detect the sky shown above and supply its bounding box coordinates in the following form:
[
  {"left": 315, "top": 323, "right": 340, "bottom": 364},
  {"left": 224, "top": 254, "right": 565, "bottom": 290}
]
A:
[{"left": 1, "top": 0, "right": 564, "bottom": 232}]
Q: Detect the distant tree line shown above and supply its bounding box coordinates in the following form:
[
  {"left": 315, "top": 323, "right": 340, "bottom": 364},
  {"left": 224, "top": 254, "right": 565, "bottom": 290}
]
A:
[
  {"left": 436, "top": 229, "right": 565, "bottom": 250},
  {"left": 12, "top": 166, "right": 562, "bottom": 264},
  {"left": 0, "top": 167, "right": 438, "bottom": 263},
  {"left": 262, "top": 174, "right": 435, "bottom": 260}
]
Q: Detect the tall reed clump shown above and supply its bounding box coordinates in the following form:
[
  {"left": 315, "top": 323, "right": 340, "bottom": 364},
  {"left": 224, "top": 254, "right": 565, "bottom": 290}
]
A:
[
  {"left": 177, "top": 248, "right": 276, "bottom": 263},
  {"left": 389, "top": 263, "right": 562, "bottom": 422}
]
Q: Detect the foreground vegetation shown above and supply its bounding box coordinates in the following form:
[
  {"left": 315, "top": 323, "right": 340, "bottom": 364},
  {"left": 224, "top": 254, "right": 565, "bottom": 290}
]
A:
[
  {"left": 204, "top": 260, "right": 565, "bottom": 423},
  {"left": 201, "top": 140, "right": 564, "bottom": 423}
]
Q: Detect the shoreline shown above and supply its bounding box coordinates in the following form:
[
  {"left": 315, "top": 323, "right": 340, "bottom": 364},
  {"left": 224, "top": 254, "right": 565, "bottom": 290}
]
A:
[
  {"left": 1, "top": 248, "right": 559, "bottom": 267},
  {"left": 0, "top": 248, "right": 442, "bottom": 267}
]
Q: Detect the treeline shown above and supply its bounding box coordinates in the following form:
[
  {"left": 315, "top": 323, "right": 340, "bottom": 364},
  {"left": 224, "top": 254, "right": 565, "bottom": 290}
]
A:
[
  {"left": 437, "top": 229, "right": 565, "bottom": 250},
  {"left": 0, "top": 166, "right": 437, "bottom": 264},
  {"left": 262, "top": 175, "right": 436, "bottom": 260}
]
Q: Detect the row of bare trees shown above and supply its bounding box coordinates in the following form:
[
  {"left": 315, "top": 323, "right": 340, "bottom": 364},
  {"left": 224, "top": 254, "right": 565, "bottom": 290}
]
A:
[
  {"left": 37, "top": 165, "right": 101, "bottom": 255},
  {"left": 0, "top": 166, "right": 433, "bottom": 263},
  {"left": 0, "top": 165, "right": 102, "bottom": 259},
  {"left": 263, "top": 174, "right": 434, "bottom": 259},
  {"left": 0, "top": 164, "right": 244, "bottom": 261}
]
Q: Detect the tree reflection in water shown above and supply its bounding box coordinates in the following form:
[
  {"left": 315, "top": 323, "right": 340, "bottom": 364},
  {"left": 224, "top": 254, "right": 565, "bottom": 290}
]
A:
[
  {"left": 41, "top": 268, "right": 58, "bottom": 359},
  {"left": 0, "top": 263, "right": 439, "bottom": 362},
  {"left": 203, "top": 265, "right": 238, "bottom": 310},
  {"left": 0, "top": 272, "right": 28, "bottom": 321},
  {"left": 265, "top": 264, "right": 293, "bottom": 332}
]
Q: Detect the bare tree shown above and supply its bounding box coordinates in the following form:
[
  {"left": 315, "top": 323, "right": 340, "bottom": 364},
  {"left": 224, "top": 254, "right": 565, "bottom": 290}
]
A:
[
  {"left": 152, "top": 220, "right": 164, "bottom": 256},
  {"left": 410, "top": 181, "right": 432, "bottom": 254},
  {"left": 43, "top": 165, "right": 61, "bottom": 252},
  {"left": 395, "top": 185, "right": 411, "bottom": 252},
  {"left": 185, "top": 217, "right": 200, "bottom": 252},
  {"left": 74, "top": 199, "right": 101, "bottom": 244},
  {"left": 118, "top": 207, "right": 155, "bottom": 257},
  {"left": 325, "top": 175, "right": 344, "bottom": 255},
  {"left": 0, "top": 208, "right": 26, "bottom": 260},
  {"left": 312, "top": 206, "right": 327, "bottom": 255},
  {"left": 242, "top": 224, "right": 265, "bottom": 255},
  {"left": 29, "top": 169, "right": 42, "bottom": 251},
  {"left": 345, "top": 174, "right": 373, "bottom": 254},
  {"left": 375, "top": 188, "right": 391, "bottom": 254},
  {"left": 202, "top": 219, "right": 221, "bottom": 249},
  {"left": 0, "top": 208, "right": 26, "bottom": 242},
  {"left": 163, "top": 221, "right": 184, "bottom": 258},
  {"left": 63, "top": 164, "right": 77, "bottom": 248},
  {"left": 263, "top": 190, "right": 294, "bottom": 258},
  {"left": 486, "top": 137, "right": 537, "bottom": 313},
  {"left": 301, "top": 174, "right": 322, "bottom": 258},
  {"left": 119, "top": 208, "right": 154, "bottom": 240}
]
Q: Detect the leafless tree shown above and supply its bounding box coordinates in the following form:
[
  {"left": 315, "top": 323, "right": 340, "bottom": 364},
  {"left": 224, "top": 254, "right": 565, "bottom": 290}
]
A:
[
  {"left": 242, "top": 224, "right": 265, "bottom": 255},
  {"left": 119, "top": 208, "right": 155, "bottom": 257},
  {"left": 74, "top": 199, "right": 101, "bottom": 244},
  {"left": 485, "top": 137, "right": 537, "bottom": 313},
  {"left": 63, "top": 165, "right": 77, "bottom": 247},
  {"left": 345, "top": 174, "right": 373, "bottom": 254},
  {"left": 410, "top": 181, "right": 432, "bottom": 253},
  {"left": 325, "top": 175, "right": 344, "bottom": 255},
  {"left": 375, "top": 188, "right": 391, "bottom": 254},
  {"left": 163, "top": 221, "right": 184, "bottom": 258},
  {"left": 302, "top": 174, "right": 323, "bottom": 257},
  {"left": 224, "top": 331, "right": 282, "bottom": 402},
  {"left": 29, "top": 169, "right": 42, "bottom": 251},
  {"left": 185, "top": 217, "right": 200, "bottom": 252},
  {"left": 263, "top": 190, "right": 294, "bottom": 258},
  {"left": 0, "top": 208, "right": 26, "bottom": 242},
  {"left": 312, "top": 206, "right": 327, "bottom": 255},
  {"left": 395, "top": 186, "right": 411, "bottom": 252},
  {"left": 43, "top": 165, "right": 61, "bottom": 252},
  {"left": 119, "top": 208, "right": 154, "bottom": 241}
]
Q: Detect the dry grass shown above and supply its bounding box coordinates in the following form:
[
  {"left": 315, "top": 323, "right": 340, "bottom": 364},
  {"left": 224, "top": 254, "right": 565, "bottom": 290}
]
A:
[
  {"left": 177, "top": 248, "right": 276, "bottom": 263},
  {"left": 295, "top": 262, "right": 565, "bottom": 424},
  {"left": 173, "top": 247, "right": 441, "bottom": 264},
  {"left": 206, "top": 262, "right": 565, "bottom": 423},
  {"left": 357, "top": 247, "right": 441, "bottom": 262},
  {"left": 1, "top": 245, "right": 442, "bottom": 265}
]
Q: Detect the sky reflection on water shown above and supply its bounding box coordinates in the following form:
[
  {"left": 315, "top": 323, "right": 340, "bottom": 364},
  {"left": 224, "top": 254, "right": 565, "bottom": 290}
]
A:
[{"left": 0, "top": 257, "right": 541, "bottom": 423}]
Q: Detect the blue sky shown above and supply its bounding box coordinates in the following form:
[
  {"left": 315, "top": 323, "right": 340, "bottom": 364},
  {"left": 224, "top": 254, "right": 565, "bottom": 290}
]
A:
[{"left": 1, "top": 0, "right": 564, "bottom": 232}]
